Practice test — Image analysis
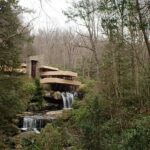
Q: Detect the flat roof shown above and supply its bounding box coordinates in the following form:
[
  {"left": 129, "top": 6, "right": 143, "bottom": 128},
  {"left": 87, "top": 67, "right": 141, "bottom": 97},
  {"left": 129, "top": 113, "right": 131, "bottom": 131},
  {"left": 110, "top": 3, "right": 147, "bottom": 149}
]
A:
[
  {"left": 21, "top": 63, "right": 27, "bottom": 67},
  {"left": 39, "top": 65, "right": 59, "bottom": 71},
  {"left": 40, "top": 78, "right": 81, "bottom": 86},
  {"left": 40, "top": 70, "right": 78, "bottom": 77}
]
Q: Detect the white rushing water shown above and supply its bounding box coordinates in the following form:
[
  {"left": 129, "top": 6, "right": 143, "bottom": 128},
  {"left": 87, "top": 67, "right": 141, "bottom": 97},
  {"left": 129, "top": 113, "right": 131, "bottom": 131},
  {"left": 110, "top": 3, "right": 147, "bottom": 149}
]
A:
[
  {"left": 61, "top": 92, "right": 74, "bottom": 109},
  {"left": 21, "top": 115, "right": 44, "bottom": 133}
]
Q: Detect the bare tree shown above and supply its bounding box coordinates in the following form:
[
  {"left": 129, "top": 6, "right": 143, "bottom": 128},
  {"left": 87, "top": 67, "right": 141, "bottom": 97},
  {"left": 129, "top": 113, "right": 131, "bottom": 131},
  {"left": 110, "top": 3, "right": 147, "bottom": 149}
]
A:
[{"left": 64, "top": 0, "right": 102, "bottom": 78}]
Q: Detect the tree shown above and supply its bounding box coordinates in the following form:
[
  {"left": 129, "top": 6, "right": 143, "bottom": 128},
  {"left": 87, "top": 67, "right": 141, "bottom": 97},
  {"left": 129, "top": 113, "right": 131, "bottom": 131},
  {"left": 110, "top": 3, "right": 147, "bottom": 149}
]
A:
[
  {"left": 0, "top": 0, "right": 33, "bottom": 148},
  {"left": 64, "top": 0, "right": 102, "bottom": 78},
  {"left": 99, "top": 0, "right": 150, "bottom": 98},
  {"left": 31, "top": 78, "right": 44, "bottom": 109},
  {"left": 33, "top": 28, "right": 90, "bottom": 72},
  {"left": 0, "top": 0, "right": 29, "bottom": 71}
]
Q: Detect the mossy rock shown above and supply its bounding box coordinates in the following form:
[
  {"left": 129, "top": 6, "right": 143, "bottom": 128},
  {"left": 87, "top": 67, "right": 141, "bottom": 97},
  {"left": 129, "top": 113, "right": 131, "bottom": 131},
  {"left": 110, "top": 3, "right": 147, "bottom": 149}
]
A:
[{"left": 27, "top": 102, "right": 40, "bottom": 111}]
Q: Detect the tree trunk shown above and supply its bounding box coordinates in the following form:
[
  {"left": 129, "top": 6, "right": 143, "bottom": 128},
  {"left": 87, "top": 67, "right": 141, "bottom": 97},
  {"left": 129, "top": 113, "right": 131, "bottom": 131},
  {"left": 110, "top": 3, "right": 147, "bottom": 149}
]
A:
[{"left": 136, "top": 0, "right": 150, "bottom": 58}]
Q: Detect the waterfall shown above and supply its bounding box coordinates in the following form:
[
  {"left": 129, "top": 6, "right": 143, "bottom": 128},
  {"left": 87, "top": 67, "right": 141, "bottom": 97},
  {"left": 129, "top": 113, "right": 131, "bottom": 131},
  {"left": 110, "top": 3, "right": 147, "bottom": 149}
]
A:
[
  {"left": 61, "top": 92, "right": 74, "bottom": 109},
  {"left": 61, "top": 93, "right": 67, "bottom": 108},
  {"left": 21, "top": 115, "right": 44, "bottom": 133}
]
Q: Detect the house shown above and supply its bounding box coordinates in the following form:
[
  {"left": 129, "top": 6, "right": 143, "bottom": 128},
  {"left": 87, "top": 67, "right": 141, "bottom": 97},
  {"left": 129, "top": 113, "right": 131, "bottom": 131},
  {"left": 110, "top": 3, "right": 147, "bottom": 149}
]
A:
[{"left": 27, "top": 55, "right": 81, "bottom": 92}]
